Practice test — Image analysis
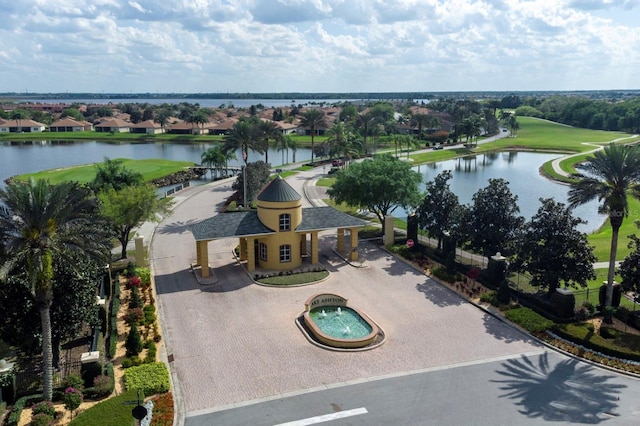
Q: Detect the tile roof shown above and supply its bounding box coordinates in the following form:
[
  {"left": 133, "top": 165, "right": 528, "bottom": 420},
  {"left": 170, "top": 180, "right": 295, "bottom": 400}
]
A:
[{"left": 190, "top": 206, "right": 367, "bottom": 241}]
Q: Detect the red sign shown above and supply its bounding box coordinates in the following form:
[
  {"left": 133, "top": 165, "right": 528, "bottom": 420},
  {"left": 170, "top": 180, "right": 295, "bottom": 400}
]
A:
[{"left": 406, "top": 239, "right": 414, "bottom": 248}]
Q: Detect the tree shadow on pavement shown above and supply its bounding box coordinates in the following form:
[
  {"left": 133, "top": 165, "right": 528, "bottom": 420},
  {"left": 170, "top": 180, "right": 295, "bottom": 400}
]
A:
[
  {"left": 157, "top": 219, "right": 199, "bottom": 235},
  {"left": 481, "top": 313, "right": 534, "bottom": 344},
  {"left": 415, "top": 280, "right": 466, "bottom": 307},
  {"left": 492, "top": 352, "right": 625, "bottom": 423}
]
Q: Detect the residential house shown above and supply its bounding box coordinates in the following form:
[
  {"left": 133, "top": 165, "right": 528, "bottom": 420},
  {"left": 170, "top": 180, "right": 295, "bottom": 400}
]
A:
[
  {"left": 0, "top": 119, "right": 47, "bottom": 133},
  {"left": 94, "top": 118, "right": 131, "bottom": 133},
  {"left": 130, "top": 120, "right": 164, "bottom": 134},
  {"left": 49, "top": 117, "right": 93, "bottom": 132}
]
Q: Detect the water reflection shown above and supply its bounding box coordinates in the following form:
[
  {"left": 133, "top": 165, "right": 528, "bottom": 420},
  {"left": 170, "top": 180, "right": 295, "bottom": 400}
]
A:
[{"left": 403, "top": 152, "right": 605, "bottom": 233}]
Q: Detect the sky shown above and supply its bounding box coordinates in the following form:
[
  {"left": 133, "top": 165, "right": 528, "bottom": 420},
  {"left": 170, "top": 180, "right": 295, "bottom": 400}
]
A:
[{"left": 0, "top": 0, "right": 639, "bottom": 94}]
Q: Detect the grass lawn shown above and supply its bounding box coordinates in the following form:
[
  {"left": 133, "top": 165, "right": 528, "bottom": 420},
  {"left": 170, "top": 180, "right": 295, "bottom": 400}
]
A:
[{"left": 15, "top": 158, "right": 195, "bottom": 185}]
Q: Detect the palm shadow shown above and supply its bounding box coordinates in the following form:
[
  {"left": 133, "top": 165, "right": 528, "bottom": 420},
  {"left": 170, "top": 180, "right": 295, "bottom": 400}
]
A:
[
  {"left": 492, "top": 352, "right": 625, "bottom": 423},
  {"left": 157, "top": 219, "right": 199, "bottom": 235}
]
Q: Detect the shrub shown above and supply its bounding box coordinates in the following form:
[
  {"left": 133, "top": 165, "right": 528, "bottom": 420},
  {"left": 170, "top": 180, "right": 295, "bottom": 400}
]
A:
[
  {"left": 63, "top": 387, "right": 83, "bottom": 415},
  {"left": 107, "top": 335, "right": 117, "bottom": 359},
  {"left": 431, "top": 267, "right": 456, "bottom": 283},
  {"left": 135, "top": 267, "right": 151, "bottom": 286},
  {"left": 125, "top": 307, "right": 144, "bottom": 326},
  {"left": 129, "top": 286, "right": 143, "bottom": 309},
  {"left": 127, "top": 275, "right": 142, "bottom": 289},
  {"left": 31, "top": 401, "right": 56, "bottom": 418},
  {"left": 60, "top": 374, "right": 84, "bottom": 392},
  {"left": 122, "top": 356, "right": 143, "bottom": 369},
  {"left": 91, "top": 374, "right": 113, "bottom": 398},
  {"left": 30, "top": 413, "right": 53, "bottom": 426},
  {"left": 124, "top": 362, "right": 171, "bottom": 396},
  {"left": 143, "top": 305, "right": 156, "bottom": 326},
  {"left": 126, "top": 325, "right": 143, "bottom": 357},
  {"left": 150, "top": 392, "right": 174, "bottom": 426},
  {"left": 6, "top": 395, "right": 43, "bottom": 426},
  {"left": 126, "top": 262, "right": 136, "bottom": 277},
  {"left": 504, "top": 307, "right": 554, "bottom": 333}
]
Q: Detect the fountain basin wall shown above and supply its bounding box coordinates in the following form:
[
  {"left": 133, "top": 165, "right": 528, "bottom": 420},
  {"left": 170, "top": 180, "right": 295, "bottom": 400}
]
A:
[{"left": 303, "top": 293, "right": 380, "bottom": 349}]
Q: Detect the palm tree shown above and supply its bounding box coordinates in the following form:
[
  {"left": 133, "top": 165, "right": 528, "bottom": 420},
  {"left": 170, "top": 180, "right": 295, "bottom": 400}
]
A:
[
  {"left": 300, "top": 109, "right": 326, "bottom": 165},
  {"left": 568, "top": 143, "right": 640, "bottom": 309},
  {"left": 257, "top": 119, "right": 281, "bottom": 164},
  {"left": 223, "top": 117, "right": 262, "bottom": 163},
  {"left": 325, "top": 122, "right": 350, "bottom": 160},
  {"left": 0, "top": 179, "right": 110, "bottom": 401},
  {"left": 201, "top": 145, "right": 228, "bottom": 180}
]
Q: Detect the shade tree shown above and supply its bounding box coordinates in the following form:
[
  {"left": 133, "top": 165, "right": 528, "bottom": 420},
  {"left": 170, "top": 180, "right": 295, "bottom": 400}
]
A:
[
  {"left": 416, "top": 170, "right": 461, "bottom": 251},
  {"left": 513, "top": 198, "right": 596, "bottom": 296}
]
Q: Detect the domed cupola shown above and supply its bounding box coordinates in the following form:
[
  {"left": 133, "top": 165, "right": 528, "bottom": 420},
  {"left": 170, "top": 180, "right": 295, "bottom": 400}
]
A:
[{"left": 256, "top": 176, "right": 303, "bottom": 230}]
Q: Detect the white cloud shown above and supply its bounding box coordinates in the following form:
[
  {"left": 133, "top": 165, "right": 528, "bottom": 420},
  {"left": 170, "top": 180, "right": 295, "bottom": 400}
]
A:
[{"left": 0, "top": 0, "right": 638, "bottom": 92}]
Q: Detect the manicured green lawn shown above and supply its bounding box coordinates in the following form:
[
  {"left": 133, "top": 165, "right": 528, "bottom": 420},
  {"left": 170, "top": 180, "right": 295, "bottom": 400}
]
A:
[{"left": 15, "top": 158, "right": 195, "bottom": 185}]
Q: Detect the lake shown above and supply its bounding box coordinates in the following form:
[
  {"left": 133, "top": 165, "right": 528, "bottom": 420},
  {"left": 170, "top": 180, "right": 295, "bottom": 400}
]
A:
[
  {"left": 0, "top": 143, "right": 604, "bottom": 232},
  {"left": 394, "top": 151, "right": 604, "bottom": 233}
]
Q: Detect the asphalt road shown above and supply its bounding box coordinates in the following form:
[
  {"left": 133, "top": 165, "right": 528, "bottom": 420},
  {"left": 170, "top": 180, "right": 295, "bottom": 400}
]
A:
[{"left": 185, "top": 350, "right": 640, "bottom": 426}]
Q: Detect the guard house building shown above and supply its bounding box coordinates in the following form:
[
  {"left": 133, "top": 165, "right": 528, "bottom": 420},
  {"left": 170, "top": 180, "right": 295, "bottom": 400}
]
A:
[{"left": 190, "top": 176, "right": 367, "bottom": 277}]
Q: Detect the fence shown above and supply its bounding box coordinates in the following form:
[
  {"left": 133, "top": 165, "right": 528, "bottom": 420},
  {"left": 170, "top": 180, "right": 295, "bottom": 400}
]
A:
[{"left": 15, "top": 360, "right": 84, "bottom": 397}]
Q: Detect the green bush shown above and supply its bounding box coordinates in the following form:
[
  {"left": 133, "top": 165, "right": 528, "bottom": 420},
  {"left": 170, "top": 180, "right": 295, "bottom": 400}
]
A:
[
  {"left": 431, "top": 267, "right": 456, "bottom": 283},
  {"left": 126, "top": 325, "right": 143, "bottom": 357},
  {"left": 143, "top": 305, "right": 156, "bottom": 326},
  {"left": 129, "top": 286, "right": 143, "bottom": 309},
  {"left": 126, "top": 262, "right": 136, "bottom": 277},
  {"left": 113, "top": 274, "right": 121, "bottom": 298},
  {"left": 107, "top": 335, "right": 117, "bottom": 359},
  {"left": 136, "top": 267, "right": 151, "bottom": 286},
  {"left": 30, "top": 413, "right": 54, "bottom": 426},
  {"left": 63, "top": 387, "right": 83, "bottom": 414},
  {"left": 552, "top": 322, "right": 640, "bottom": 362},
  {"left": 504, "top": 307, "right": 554, "bottom": 333},
  {"left": 80, "top": 362, "right": 103, "bottom": 390},
  {"left": 125, "top": 307, "right": 144, "bottom": 326},
  {"left": 31, "top": 400, "right": 55, "bottom": 418},
  {"left": 124, "top": 362, "right": 170, "bottom": 395},
  {"left": 121, "top": 356, "right": 142, "bottom": 369},
  {"left": 70, "top": 389, "right": 142, "bottom": 426},
  {"left": 6, "top": 394, "right": 43, "bottom": 426},
  {"left": 84, "top": 363, "right": 115, "bottom": 399},
  {"left": 60, "top": 374, "right": 84, "bottom": 392}
]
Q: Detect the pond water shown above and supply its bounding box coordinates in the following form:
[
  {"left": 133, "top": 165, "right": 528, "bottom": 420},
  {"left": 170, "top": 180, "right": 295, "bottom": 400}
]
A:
[
  {"left": 393, "top": 151, "right": 605, "bottom": 233},
  {"left": 0, "top": 140, "right": 312, "bottom": 186}
]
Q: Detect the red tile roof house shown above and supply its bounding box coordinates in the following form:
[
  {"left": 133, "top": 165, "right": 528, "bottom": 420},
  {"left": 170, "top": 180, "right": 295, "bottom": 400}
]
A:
[
  {"left": 207, "top": 117, "right": 239, "bottom": 136},
  {"left": 130, "top": 119, "right": 164, "bottom": 134},
  {"left": 167, "top": 120, "right": 215, "bottom": 135},
  {"left": 94, "top": 118, "right": 131, "bottom": 133},
  {"left": 0, "top": 119, "right": 47, "bottom": 133},
  {"left": 49, "top": 117, "right": 94, "bottom": 132}
]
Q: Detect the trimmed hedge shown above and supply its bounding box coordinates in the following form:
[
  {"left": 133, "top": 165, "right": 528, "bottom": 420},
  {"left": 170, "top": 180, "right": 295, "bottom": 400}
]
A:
[
  {"left": 6, "top": 394, "right": 43, "bottom": 426},
  {"left": 552, "top": 323, "right": 640, "bottom": 362},
  {"left": 124, "top": 362, "right": 170, "bottom": 396},
  {"left": 504, "top": 307, "right": 554, "bottom": 333}
]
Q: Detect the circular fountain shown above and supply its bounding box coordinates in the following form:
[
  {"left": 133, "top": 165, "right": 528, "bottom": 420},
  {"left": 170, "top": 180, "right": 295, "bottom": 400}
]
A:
[{"left": 299, "top": 293, "right": 384, "bottom": 350}]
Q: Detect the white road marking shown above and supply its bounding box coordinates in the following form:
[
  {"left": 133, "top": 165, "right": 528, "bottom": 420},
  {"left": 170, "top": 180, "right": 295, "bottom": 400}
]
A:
[{"left": 274, "top": 407, "right": 368, "bottom": 425}]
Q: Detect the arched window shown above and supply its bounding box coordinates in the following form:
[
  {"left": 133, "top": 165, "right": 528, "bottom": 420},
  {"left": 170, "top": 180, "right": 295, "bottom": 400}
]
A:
[
  {"left": 279, "top": 244, "right": 291, "bottom": 263},
  {"left": 279, "top": 213, "right": 291, "bottom": 231}
]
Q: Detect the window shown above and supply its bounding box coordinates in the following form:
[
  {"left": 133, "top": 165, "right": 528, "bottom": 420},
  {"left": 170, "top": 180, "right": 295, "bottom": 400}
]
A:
[
  {"left": 279, "top": 213, "right": 291, "bottom": 231},
  {"left": 259, "top": 242, "right": 267, "bottom": 261},
  {"left": 280, "top": 244, "right": 291, "bottom": 263}
]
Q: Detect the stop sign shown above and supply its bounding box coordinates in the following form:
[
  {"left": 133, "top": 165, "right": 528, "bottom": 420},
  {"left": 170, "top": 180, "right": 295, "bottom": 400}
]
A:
[{"left": 406, "top": 239, "right": 414, "bottom": 248}]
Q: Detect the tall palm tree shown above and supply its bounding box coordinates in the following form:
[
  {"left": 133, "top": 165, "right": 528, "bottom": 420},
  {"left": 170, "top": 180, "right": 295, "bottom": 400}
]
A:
[
  {"left": 300, "top": 109, "right": 326, "bottom": 165},
  {"left": 355, "top": 111, "right": 377, "bottom": 154},
  {"left": 568, "top": 143, "right": 640, "bottom": 309},
  {"left": 0, "top": 179, "right": 110, "bottom": 401},
  {"left": 201, "top": 145, "right": 230, "bottom": 180},
  {"left": 223, "top": 117, "right": 262, "bottom": 163},
  {"left": 257, "top": 119, "right": 281, "bottom": 164}
]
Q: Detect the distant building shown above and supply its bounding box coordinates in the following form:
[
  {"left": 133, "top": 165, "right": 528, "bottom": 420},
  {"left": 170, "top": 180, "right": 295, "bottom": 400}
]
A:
[
  {"left": 49, "top": 117, "right": 93, "bottom": 132},
  {"left": 0, "top": 119, "right": 46, "bottom": 133}
]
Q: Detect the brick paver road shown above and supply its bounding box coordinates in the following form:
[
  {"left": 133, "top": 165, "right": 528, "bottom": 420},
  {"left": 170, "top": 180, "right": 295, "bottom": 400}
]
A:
[{"left": 150, "top": 173, "right": 543, "bottom": 422}]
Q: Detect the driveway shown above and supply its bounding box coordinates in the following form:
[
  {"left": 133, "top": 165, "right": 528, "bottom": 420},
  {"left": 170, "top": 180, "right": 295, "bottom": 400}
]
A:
[{"left": 149, "top": 176, "right": 544, "bottom": 423}]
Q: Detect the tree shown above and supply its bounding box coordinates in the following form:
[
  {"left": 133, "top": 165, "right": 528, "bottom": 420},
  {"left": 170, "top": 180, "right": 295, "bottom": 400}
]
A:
[
  {"left": 355, "top": 111, "right": 377, "bottom": 154},
  {"left": 327, "top": 155, "right": 422, "bottom": 225},
  {"left": 99, "top": 184, "right": 174, "bottom": 259},
  {"left": 300, "top": 109, "right": 326, "bottom": 165},
  {"left": 0, "top": 179, "right": 110, "bottom": 401},
  {"left": 10, "top": 109, "right": 30, "bottom": 131},
  {"left": 60, "top": 108, "right": 84, "bottom": 121},
  {"left": 223, "top": 117, "right": 263, "bottom": 162},
  {"left": 619, "top": 233, "right": 640, "bottom": 295},
  {"left": 416, "top": 171, "right": 461, "bottom": 251},
  {"left": 257, "top": 119, "right": 281, "bottom": 164},
  {"left": 569, "top": 143, "right": 640, "bottom": 308},
  {"left": 466, "top": 178, "right": 525, "bottom": 258},
  {"left": 201, "top": 145, "right": 234, "bottom": 180},
  {"left": 91, "top": 158, "right": 143, "bottom": 193},
  {"left": 232, "top": 161, "right": 271, "bottom": 204},
  {"left": 513, "top": 198, "right": 596, "bottom": 296}
]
